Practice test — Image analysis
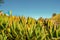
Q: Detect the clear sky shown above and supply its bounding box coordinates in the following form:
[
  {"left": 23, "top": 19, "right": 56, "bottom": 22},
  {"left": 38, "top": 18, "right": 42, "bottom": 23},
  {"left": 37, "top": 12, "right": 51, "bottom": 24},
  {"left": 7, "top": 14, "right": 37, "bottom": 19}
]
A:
[{"left": 0, "top": 0, "right": 60, "bottom": 19}]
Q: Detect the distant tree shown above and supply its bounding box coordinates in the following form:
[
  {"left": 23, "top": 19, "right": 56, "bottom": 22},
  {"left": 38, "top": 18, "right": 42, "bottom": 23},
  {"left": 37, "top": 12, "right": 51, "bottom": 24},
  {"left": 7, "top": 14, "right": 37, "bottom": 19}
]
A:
[
  {"left": 0, "top": 0, "right": 4, "bottom": 3},
  {"left": 52, "top": 13, "right": 56, "bottom": 17},
  {"left": 0, "top": 0, "right": 4, "bottom": 6}
]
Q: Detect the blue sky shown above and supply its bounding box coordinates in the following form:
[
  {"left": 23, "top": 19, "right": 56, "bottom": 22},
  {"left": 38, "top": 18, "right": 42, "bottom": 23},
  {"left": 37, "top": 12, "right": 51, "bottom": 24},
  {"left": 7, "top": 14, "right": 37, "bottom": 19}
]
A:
[{"left": 0, "top": 0, "right": 60, "bottom": 19}]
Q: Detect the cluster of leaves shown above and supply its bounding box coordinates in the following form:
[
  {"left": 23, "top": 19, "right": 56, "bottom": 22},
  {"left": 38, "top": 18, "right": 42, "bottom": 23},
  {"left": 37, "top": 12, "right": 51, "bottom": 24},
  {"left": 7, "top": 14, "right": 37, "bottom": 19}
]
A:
[{"left": 0, "top": 12, "right": 60, "bottom": 40}]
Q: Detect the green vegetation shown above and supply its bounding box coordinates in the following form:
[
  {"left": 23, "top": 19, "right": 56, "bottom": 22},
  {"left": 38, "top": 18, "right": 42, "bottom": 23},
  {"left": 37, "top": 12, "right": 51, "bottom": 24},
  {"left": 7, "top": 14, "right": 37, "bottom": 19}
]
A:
[{"left": 0, "top": 11, "right": 60, "bottom": 40}]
